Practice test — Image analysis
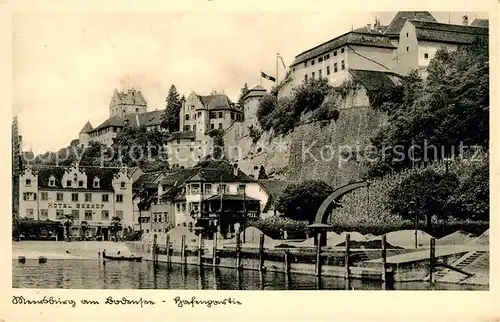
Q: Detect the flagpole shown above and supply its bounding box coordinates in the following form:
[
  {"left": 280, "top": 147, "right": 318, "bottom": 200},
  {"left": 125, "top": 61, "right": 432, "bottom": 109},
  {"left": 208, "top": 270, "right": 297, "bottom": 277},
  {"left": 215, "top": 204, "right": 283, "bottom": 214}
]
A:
[{"left": 276, "top": 53, "right": 279, "bottom": 85}]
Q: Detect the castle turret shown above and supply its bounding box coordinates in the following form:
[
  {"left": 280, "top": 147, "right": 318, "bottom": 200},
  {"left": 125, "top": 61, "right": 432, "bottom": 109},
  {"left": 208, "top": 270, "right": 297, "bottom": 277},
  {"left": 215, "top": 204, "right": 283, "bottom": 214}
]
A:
[
  {"left": 79, "top": 121, "right": 93, "bottom": 147},
  {"left": 242, "top": 84, "right": 267, "bottom": 127},
  {"left": 109, "top": 88, "right": 148, "bottom": 118}
]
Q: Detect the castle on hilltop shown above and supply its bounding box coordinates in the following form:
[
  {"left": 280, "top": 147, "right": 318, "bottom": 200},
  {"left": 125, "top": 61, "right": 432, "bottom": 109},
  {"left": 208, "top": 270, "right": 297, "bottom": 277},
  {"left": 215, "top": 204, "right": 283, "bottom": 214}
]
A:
[{"left": 79, "top": 88, "right": 165, "bottom": 147}]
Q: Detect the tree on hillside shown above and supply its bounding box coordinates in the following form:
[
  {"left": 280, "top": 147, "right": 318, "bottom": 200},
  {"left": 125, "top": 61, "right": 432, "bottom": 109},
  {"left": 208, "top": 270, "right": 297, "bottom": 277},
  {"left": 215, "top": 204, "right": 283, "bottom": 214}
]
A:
[
  {"left": 207, "top": 129, "right": 225, "bottom": 160},
  {"left": 364, "top": 39, "right": 489, "bottom": 178},
  {"left": 276, "top": 180, "right": 334, "bottom": 223},
  {"left": 237, "top": 82, "right": 249, "bottom": 106},
  {"left": 257, "top": 94, "right": 277, "bottom": 131},
  {"left": 386, "top": 169, "right": 459, "bottom": 231},
  {"left": 161, "top": 85, "right": 182, "bottom": 132}
]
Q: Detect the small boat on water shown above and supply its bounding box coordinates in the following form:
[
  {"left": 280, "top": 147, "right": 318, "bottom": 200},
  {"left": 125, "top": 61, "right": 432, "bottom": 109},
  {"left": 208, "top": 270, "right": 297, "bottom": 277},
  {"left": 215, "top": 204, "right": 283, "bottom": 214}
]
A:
[{"left": 103, "top": 253, "right": 142, "bottom": 262}]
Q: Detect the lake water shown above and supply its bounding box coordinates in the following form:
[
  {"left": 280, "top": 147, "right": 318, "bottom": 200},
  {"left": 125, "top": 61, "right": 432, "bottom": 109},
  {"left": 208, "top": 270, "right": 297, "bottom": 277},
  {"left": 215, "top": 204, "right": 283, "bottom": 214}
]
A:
[
  {"left": 12, "top": 259, "right": 487, "bottom": 290},
  {"left": 12, "top": 241, "right": 487, "bottom": 290}
]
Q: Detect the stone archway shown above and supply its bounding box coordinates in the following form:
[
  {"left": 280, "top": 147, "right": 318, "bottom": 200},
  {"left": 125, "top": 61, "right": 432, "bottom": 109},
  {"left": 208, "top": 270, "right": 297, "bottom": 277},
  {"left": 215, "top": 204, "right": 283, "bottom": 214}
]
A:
[{"left": 313, "top": 181, "right": 369, "bottom": 224}]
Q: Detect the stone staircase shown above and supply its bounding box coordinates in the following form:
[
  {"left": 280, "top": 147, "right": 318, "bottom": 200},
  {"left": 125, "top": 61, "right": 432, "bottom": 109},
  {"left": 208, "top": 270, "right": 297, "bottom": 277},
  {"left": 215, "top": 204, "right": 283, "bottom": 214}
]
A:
[{"left": 433, "top": 250, "right": 486, "bottom": 281}]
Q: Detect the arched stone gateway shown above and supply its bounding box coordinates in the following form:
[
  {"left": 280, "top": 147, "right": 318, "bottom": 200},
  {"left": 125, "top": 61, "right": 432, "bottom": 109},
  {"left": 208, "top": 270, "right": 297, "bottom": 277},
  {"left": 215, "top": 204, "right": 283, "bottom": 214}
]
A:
[{"left": 313, "top": 181, "right": 370, "bottom": 225}]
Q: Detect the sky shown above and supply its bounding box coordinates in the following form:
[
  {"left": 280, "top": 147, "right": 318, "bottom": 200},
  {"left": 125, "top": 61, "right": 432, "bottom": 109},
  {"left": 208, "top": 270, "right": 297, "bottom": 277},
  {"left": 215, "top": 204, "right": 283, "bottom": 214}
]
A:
[{"left": 12, "top": 10, "right": 488, "bottom": 153}]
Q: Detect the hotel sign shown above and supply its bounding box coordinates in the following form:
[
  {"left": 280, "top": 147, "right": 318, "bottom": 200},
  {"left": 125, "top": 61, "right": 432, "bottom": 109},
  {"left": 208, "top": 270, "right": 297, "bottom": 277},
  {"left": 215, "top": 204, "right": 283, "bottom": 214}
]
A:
[{"left": 48, "top": 203, "right": 105, "bottom": 209}]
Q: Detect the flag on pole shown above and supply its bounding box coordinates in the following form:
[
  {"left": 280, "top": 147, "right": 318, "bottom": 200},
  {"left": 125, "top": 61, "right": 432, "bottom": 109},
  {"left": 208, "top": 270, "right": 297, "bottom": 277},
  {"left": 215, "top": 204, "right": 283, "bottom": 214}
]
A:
[{"left": 261, "top": 71, "right": 276, "bottom": 82}]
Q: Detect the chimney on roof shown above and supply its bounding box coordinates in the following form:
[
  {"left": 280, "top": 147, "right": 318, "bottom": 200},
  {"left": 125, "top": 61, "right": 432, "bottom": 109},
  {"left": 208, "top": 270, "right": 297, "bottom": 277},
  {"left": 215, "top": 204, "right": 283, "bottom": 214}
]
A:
[
  {"left": 462, "top": 15, "right": 469, "bottom": 26},
  {"left": 253, "top": 166, "right": 259, "bottom": 180},
  {"left": 233, "top": 162, "right": 238, "bottom": 177}
]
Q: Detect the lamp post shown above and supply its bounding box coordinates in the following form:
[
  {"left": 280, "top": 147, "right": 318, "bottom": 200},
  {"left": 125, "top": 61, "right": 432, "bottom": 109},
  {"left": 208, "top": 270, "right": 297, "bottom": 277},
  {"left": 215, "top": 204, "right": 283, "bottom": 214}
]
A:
[{"left": 410, "top": 201, "right": 417, "bottom": 249}]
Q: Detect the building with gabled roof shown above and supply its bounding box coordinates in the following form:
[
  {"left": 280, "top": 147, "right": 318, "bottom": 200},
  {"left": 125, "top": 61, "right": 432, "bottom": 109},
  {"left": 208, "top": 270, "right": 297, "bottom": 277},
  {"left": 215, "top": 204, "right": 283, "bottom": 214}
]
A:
[
  {"left": 18, "top": 165, "right": 134, "bottom": 241},
  {"left": 394, "top": 16, "right": 488, "bottom": 75}
]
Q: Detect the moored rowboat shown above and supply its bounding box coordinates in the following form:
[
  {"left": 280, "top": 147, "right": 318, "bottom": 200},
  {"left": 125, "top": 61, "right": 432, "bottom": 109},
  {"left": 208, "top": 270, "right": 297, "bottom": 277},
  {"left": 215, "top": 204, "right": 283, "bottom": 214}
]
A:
[{"left": 103, "top": 253, "right": 142, "bottom": 262}]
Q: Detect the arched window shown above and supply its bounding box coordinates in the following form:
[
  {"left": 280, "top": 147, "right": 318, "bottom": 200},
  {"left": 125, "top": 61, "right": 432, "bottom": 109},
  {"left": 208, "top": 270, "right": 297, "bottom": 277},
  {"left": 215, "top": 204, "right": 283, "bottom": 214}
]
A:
[{"left": 93, "top": 177, "right": 100, "bottom": 188}]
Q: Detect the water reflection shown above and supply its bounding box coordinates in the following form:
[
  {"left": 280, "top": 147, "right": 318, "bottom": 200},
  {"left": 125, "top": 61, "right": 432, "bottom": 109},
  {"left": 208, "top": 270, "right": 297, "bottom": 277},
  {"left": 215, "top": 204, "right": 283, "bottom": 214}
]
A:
[{"left": 12, "top": 259, "right": 487, "bottom": 291}]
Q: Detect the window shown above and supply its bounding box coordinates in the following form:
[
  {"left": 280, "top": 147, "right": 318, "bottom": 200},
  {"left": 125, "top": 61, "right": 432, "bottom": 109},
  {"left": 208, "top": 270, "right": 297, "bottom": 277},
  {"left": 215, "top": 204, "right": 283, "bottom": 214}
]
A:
[
  {"left": 204, "top": 183, "right": 212, "bottom": 195},
  {"left": 231, "top": 112, "right": 235, "bottom": 120},
  {"left": 318, "top": 69, "right": 322, "bottom": 78},
  {"left": 237, "top": 184, "right": 246, "bottom": 195},
  {"left": 136, "top": 108, "right": 139, "bottom": 112},
  {"left": 327, "top": 66, "right": 330, "bottom": 75},
  {"left": 424, "top": 53, "right": 429, "bottom": 59},
  {"left": 184, "top": 125, "right": 191, "bottom": 131},
  {"left": 325, "top": 54, "right": 330, "bottom": 60},
  {"left": 71, "top": 210, "right": 79, "bottom": 219},
  {"left": 93, "top": 177, "right": 100, "bottom": 188},
  {"left": 116, "top": 211, "right": 124, "bottom": 220},
  {"left": 311, "top": 59, "right": 315, "bottom": 66},
  {"left": 197, "top": 112, "right": 201, "bottom": 118},
  {"left": 190, "top": 184, "right": 200, "bottom": 194},
  {"left": 116, "top": 194, "right": 123, "bottom": 203},
  {"left": 218, "top": 123, "right": 223, "bottom": 129},
  {"left": 341, "top": 48, "right": 344, "bottom": 53},
  {"left": 334, "top": 63, "right": 338, "bottom": 73},
  {"left": 85, "top": 193, "right": 92, "bottom": 202},
  {"left": 185, "top": 114, "right": 190, "bottom": 121},
  {"left": 334, "top": 51, "right": 337, "bottom": 56},
  {"left": 341, "top": 60, "right": 345, "bottom": 70},
  {"left": 217, "top": 184, "right": 227, "bottom": 194},
  {"left": 102, "top": 194, "right": 109, "bottom": 202},
  {"left": 312, "top": 72, "right": 315, "bottom": 79},
  {"left": 78, "top": 180, "right": 84, "bottom": 187},
  {"left": 209, "top": 111, "right": 216, "bottom": 119},
  {"left": 193, "top": 125, "right": 196, "bottom": 131},
  {"left": 304, "top": 61, "right": 308, "bottom": 67},
  {"left": 193, "top": 114, "right": 196, "bottom": 120},
  {"left": 25, "top": 179, "right": 31, "bottom": 186},
  {"left": 71, "top": 193, "right": 79, "bottom": 202},
  {"left": 56, "top": 210, "right": 64, "bottom": 220},
  {"left": 190, "top": 147, "right": 194, "bottom": 152},
  {"left": 218, "top": 112, "right": 223, "bottom": 119},
  {"left": 406, "top": 46, "right": 409, "bottom": 52},
  {"left": 41, "top": 192, "right": 48, "bottom": 201},
  {"left": 85, "top": 210, "right": 92, "bottom": 220},
  {"left": 211, "top": 124, "right": 215, "bottom": 129},
  {"left": 26, "top": 208, "right": 34, "bottom": 218},
  {"left": 40, "top": 209, "right": 48, "bottom": 220},
  {"left": 66, "top": 180, "right": 72, "bottom": 187},
  {"left": 49, "top": 177, "right": 56, "bottom": 187},
  {"left": 120, "top": 182, "right": 126, "bottom": 189},
  {"left": 100, "top": 210, "right": 109, "bottom": 220},
  {"left": 318, "top": 57, "right": 323, "bottom": 62},
  {"left": 57, "top": 193, "right": 64, "bottom": 201},
  {"left": 406, "top": 32, "right": 409, "bottom": 37},
  {"left": 181, "top": 203, "right": 186, "bottom": 212},
  {"left": 304, "top": 74, "right": 308, "bottom": 81},
  {"left": 176, "top": 204, "right": 180, "bottom": 212}
]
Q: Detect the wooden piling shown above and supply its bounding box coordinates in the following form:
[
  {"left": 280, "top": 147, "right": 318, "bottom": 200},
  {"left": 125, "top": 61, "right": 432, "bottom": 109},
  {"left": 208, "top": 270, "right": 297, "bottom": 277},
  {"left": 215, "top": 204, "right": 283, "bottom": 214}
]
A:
[
  {"left": 197, "top": 232, "right": 203, "bottom": 266},
  {"left": 166, "top": 235, "right": 171, "bottom": 264},
  {"left": 381, "top": 235, "right": 387, "bottom": 289},
  {"left": 315, "top": 232, "right": 322, "bottom": 277},
  {"left": 284, "top": 249, "right": 290, "bottom": 274},
  {"left": 153, "top": 234, "right": 158, "bottom": 264},
  {"left": 429, "top": 237, "right": 436, "bottom": 284},
  {"left": 258, "top": 233, "right": 265, "bottom": 271},
  {"left": 235, "top": 231, "right": 242, "bottom": 270},
  {"left": 344, "top": 233, "right": 350, "bottom": 280},
  {"left": 180, "top": 235, "right": 186, "bottom": 266},
  {"left": 212, "top": 232, "right": 218, "bottom": 267}
]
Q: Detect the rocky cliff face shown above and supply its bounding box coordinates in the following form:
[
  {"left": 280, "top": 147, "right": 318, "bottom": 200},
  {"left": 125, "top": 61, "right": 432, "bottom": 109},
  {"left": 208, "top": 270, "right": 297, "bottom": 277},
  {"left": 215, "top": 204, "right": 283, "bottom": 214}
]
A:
[{"left": 224, "top": 89, "right": 386, "bottom": 186}]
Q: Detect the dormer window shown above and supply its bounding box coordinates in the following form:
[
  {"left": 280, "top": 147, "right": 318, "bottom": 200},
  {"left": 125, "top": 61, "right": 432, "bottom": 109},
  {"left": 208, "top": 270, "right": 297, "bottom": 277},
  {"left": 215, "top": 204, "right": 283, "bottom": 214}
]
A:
[
  {"left": 93, "top": 177, "right": 100, "bottom": 188},
  {"left": 120, "top": 182, "right": 126, "bottom": 189},
  {"left": 49, "top": 176, "right": 56, "bottom": 187},
  {"left": 78, "top": 180, "right": 84, "bottom": 187},
  {"left": 25, "top": 179, "right": 31, "bottom": 186},
  {"left": 66, "top": 180, "right": 72, "bottom": 187}
]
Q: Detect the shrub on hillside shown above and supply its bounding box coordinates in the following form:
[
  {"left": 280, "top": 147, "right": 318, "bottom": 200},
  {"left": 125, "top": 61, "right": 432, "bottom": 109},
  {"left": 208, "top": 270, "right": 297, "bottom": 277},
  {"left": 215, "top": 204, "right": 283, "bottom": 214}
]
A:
[
  {"left": 249, "top": 216, "right": 309, "bottom": 240},
  {"left": 248, "top": 125, "right": 262, "bottom": 144}
]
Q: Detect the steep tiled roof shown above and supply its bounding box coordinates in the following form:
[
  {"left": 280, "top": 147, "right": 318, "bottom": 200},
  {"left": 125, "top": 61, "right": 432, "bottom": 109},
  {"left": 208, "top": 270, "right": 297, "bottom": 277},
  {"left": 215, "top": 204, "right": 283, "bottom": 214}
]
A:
[
  {"left": 132, "top": 171, "right": 163, "bottom": 190},
  {"left": 354, "top": 25, "right": 388, "bottom": 34},
  {"left": 196, "top": 94, "right": 240, "bottom": 111},
  {"left": 470, "top": 19, "right": 488, "bottom": 28},
  {"left": 384, "top": 11, "right": 437, "bottom": 36},
  {"left": 185, "top": 160, "right": 255, "bottom": 183},
  {"left": 90, "top": 110, "right": 165, "bottom": 133},
  {"left": 79, "top": 121, "right": 93, "bottom": 133},
  {"left": 160, "top": 168, "right": 199, "bottom": 186},
  {"left": 349, "top": 69, "right": 402, "bottom": 91},
  {"left": 290, "top": 32, "right": 395, "bottom": 67},
  {"left": 166, "top": 131, "right": 196, "bottom": 141},
  {"left": 32, "top": 166, "right": 123, "bottom": 191},
  {"left": 204, "top": 194, "right": 260, "bottom": 202},
  {"left": 410, "top": 20, "right": 488, "bottom": 44}
]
